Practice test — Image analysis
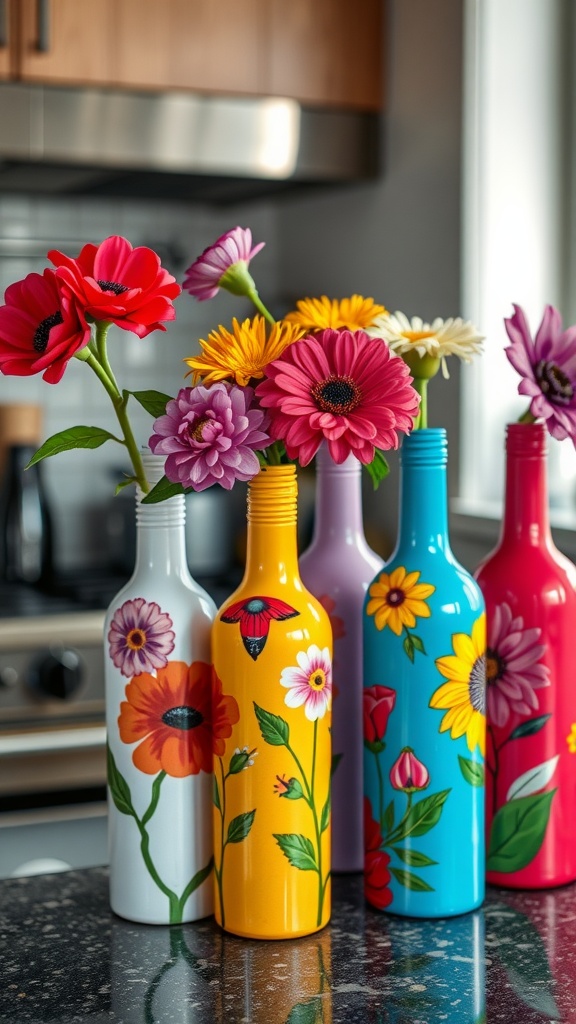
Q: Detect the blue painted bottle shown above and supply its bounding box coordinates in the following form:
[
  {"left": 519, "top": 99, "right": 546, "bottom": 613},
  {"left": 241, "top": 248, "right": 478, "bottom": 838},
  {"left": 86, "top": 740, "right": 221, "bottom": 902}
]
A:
[{"left": 363, "top": 428, "right": 485, "bottom": 917}]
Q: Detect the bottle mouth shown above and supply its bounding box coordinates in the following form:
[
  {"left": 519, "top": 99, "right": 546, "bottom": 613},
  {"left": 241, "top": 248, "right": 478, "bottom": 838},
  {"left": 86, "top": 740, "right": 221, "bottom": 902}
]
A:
[
  {"left": 247, "top": 465, "right": 298, "bottom": 525},
  {"left": 505, "top": 421, "right": 547, "bottom": 456},
  {"left": 401, "top": 427, "right": 448, "bottom": 466}
]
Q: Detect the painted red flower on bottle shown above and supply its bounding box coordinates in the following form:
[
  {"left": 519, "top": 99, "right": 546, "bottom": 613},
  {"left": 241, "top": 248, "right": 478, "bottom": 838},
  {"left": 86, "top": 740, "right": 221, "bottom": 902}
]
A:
[{"left": 363, "top": 797, "right": 393, "bottom": 909}]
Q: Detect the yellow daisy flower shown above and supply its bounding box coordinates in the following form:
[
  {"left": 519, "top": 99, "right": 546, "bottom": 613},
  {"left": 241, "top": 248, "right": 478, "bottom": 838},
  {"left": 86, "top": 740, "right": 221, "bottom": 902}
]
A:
[
  {"left": 184, "top": 316, "right": 304, "bottom": 387},
  {"left": 284, "top": 294, "right": 386, "bottom": 332},
  {"left": 368, "top": 311, "right": 484, "bottom": 378},
  {"left": 430, "top": 615, "right": 486, "bottom": 755},
  {"left": 566, "top": 724, "right": 576, "bottom": 753},
  {"left": 366, "top": 566, "right": 435, "bottom": 635}
]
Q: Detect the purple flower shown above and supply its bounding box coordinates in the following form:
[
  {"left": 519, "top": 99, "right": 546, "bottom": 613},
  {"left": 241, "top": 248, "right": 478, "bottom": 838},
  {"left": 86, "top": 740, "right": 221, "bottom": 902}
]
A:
[
  {"left": 504, "top": 304, "right": 576, "bottom": 443},
  {"left": 108, "top": 598, "right": 175, "bottom": 678},
  {"left": 182, "top": 227, "right": 265, "bottom": 301},
  {"left": 149, "top": 382, "right": 271, "bottom": 491},
  {"left": 486, "top": 602, "right": 550, "bottom": 728}
]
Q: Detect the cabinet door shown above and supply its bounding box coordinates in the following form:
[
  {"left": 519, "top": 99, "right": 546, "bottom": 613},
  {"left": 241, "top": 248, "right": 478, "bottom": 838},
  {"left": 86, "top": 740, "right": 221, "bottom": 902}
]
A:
[
  {"left": 0, "top": 0, "right": 15, "bottom": 78},
  {"left": 266, "top": 0, "right": 383, "bottom": 110},
  {"left": 17, "top": 0, "right": 263, "bottom": 95},
  {"left": 17, "top": 0, "right": 116, "bottom": 84}
]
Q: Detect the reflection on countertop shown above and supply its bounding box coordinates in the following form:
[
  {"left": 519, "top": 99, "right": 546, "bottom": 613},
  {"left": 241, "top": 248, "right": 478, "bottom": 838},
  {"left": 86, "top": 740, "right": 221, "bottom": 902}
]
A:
[{"left": 0, "top": 868, "right": 574, "bottom": 1023}]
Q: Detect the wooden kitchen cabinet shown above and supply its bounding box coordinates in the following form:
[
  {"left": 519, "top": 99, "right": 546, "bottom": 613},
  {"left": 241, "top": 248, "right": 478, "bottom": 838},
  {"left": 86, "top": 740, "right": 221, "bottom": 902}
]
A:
[{"left": 10, "top": 0, "right": 382, "bottom": 110}]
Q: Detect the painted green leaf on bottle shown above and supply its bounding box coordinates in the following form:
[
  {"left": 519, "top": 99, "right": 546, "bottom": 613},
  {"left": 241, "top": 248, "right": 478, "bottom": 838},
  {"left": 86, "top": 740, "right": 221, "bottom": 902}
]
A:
[
  {"left": 213, "top": 776, "right": 221, "bottom": 812},
  {"left": 506, "top": 756, "right": 559, "bottom": 802},
  {"left": 390, "top": 866, "right": 434, "bottom": 892},
  {"left": 486, "top": 790, "right": 556, "bottom": 872},
  {"left": 387, "top": 789, "right": 451, "bottom": 843},
  {"left": 226, "top": 810, "right": 256, "bottom": 845},
  {"left": 458, "top": 755, "right": 485, "bottom": 787},
  {"left": 320, "top": 792, "right": 330, "bottom": 834},
  {"left": 286, "top": 997, "right": 323, "bottom": 1024},
  {"left": 382, "top": 799, "right": 395, "bottom": 835},
  {"left": 253, "top": 702, "right": 290, "bottom": 746},
  {"left": 274, "top": 833, "right": 318, "bottom": 872},
  {"left": 509, "top": 713, "right": 551, "bottom": 741},
  {"left": 107, "top": 744, "right": 135, "bottom": 817},
  {"left": 392, "top": 847, "right": 438, "bottom": 867}
]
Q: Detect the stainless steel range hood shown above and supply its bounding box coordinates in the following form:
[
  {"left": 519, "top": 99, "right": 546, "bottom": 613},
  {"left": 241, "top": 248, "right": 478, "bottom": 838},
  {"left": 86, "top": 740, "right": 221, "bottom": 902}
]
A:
[{"left": 0, "top": 84, "right": 380, "bottom": 203}]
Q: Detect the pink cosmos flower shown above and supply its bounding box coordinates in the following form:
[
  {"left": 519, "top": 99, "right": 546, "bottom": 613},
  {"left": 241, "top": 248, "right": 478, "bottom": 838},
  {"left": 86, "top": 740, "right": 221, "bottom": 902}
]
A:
[
  {"left": 108, "top": 597, "right": 176, "bottom": 678},
  {"left": 0, "top": 269, "right": 90, "bottom": 384},
  {"left": 255, "top": 328, "right": 420, "bottom": 466},
  {"left": 149, "top": 382, "right": 270, "bottom": 491},
  {"left": 182, "top": 226, "right": 265, "bottom": 301},
  {"left": 389, "top": 747, "right": 430, "bottom": 792},
  {"left": 504, "top": 304, "right": 576, "bottom": 443},
  {"left": 280, "top": 644, "right": 332, "bottom": 721},
  {"left": 48, "top": 235, "right": 180, "bottom": 338},
  {"left": 486, "top": 602, "right": 550, "bottom": 728}
]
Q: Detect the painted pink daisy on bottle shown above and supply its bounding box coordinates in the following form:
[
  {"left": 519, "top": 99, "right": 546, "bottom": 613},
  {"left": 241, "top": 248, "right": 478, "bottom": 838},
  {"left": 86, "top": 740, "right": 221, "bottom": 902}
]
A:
[
  {"left": 486, "top": 602, "right": 550, "bottom": 728},
  {"left": 107, "top": 597, "right": 175, "bottom": 678},
  {"left": 280, "top": 644, "right": 332, "bottom": 721}
]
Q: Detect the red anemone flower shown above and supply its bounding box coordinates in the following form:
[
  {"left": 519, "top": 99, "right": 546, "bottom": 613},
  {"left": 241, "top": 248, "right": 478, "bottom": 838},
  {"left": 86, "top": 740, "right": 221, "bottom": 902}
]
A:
[
  {"left": 0, "top": 269, "right": 90, "bottom": 384},
  {"left": 220, "top": 595, "right": 300, "bottom": 661},
  {"left": 48, "top": 235, "right": 181, "bottom": 338}
]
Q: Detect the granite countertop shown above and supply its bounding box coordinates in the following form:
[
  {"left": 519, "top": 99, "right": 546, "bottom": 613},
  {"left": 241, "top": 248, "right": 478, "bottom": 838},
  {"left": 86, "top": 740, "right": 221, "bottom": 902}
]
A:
[{"left": 1, "top": 868, "right": 575, "bottom": 1023}]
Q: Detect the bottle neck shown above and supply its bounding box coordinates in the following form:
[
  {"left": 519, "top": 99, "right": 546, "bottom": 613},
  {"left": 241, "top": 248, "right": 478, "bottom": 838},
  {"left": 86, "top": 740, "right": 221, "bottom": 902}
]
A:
[
  {"left": 243, "top": 465, "right": 300, "bottom": 584},
  {"left": 132, "top": 451, "right": 189, "bottom": 575},
  {"left": 396, "top": 429, "right": 450, "bottom": 553},
  {"left": 501, "top": 422, "right": 551, "bottom": 545},
  {"left": 310, "top": 443, "right": 365, "bottom": 544}
]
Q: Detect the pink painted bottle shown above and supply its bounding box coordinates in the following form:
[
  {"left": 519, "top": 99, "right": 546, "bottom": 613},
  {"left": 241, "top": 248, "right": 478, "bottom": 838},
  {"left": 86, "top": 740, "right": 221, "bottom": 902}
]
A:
[
  {"left": 299, "top": 443, "right": 383, "bottom": 872},
  {"left": 475, "top": 422, "right": 576, "bottom": 888}
]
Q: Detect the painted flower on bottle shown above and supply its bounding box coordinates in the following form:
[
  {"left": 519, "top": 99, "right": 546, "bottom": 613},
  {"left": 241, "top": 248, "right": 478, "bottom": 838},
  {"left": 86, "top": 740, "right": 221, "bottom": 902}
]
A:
[
  {"left": 118, "top": 660, "right": 239, "bottom": 776},
  {"left": 430, "top": 614, "right": 487, "bottom": 755},
  {"left": 280, "top": 644, "right": 333, "bottom": 721},
  {"left": 108, "top": 597, "right": 175, "bottom": 678},
  {"left": 366, "top": 566, "right": 435, "bottom": 661},
  {"left": 389, "top": 747, "right": 430, "bottom": 793},
  {"left": 363, "top": 797, "right": 393, "bottom": 910},
  {"left": 486, "top": 602, "right": 549, "bottom": 728},
  {"left": 363, "top": 684, "right": 396, "bottom": 753}
]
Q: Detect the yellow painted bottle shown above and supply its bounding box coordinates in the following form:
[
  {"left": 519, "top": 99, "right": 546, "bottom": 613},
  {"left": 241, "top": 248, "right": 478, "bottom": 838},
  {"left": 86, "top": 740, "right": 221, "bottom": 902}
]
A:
[{"left": 211, "top": 464, "right": 332, "bottom": 939}]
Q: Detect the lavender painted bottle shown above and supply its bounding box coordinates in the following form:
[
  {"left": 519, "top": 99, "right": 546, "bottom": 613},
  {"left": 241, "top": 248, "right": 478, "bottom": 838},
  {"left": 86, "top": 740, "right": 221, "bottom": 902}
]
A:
[{"left": 300, "top": 442, "right": 384, "bottom": 872}]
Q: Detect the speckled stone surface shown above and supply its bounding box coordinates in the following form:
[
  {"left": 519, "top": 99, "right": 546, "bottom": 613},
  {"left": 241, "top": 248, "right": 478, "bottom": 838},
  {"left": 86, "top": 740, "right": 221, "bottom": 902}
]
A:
[{"left": 1, "top": 867, "right": 575, "bottom": 1022}]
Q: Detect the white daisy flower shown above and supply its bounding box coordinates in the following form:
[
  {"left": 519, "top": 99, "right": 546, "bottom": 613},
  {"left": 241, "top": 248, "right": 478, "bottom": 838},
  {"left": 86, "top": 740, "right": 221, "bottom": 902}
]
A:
[{"left": 368, "top": 311, "right": 484, "bottom": 378}]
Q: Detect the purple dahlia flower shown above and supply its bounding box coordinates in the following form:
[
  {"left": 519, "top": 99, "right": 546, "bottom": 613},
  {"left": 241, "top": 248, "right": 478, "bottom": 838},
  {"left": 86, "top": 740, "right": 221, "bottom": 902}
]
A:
[
  {"left": 108, "top": 598, "right": 175, "bottom": 679},
  {"left": 504, "top": 304, "right": 576, "bottom": 443},
  {"left": 149, "top": 382, "right": 270, "bottom": 491}
]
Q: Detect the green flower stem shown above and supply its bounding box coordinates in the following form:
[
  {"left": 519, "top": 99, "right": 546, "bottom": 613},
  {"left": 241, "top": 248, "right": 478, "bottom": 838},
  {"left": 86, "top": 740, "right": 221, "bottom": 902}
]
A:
[
  {"left": 413, "top": 378, "right": 428, "bottom": 430},
  {"left": 141, "top": 770, "right": 166, "bottom": 826},
  {"left": 133, "top": 775, "right": 180, "bottom": 923},
  {"left": 374, "top": 750, "right": 385, "bottom": 831},
  {"left": 175, "top": 857, "right": 214, "bottom": 921},
  {"left": 83, "top": 322, "right": 149, "bottom": 492},
  {"left": 247, "top": 287, "right": 276, "bottom": 327},
  {"left": 518, "top": 407, "right": 537, "bottom": 425},
  {"left": 287, "top": 726, "right": 327, "bottom": 927},
  {"left": 214, "top": 757, "right": 229, "bottom": 928}
]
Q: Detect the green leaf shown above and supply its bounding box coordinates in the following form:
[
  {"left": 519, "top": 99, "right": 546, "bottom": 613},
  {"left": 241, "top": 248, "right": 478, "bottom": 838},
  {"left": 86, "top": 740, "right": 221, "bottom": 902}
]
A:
[
  {"left": 107, "top": 745, "right": 135, "bottom": 817},
  {"left": 286, "top": 998, "right": 323, "bottom": 1024},
  {"left": 365, "top": 449, "right": 390, "bottom": 490},
  {"left": 403, "top": 634, "right": 415, "bottom": 662},
  {"left": 213, "top": 776, "right": 221, "bottom": 813},
  {"left": 458, "top": 755, "right": 485, "bottom": 787},
  {"left": 273, "top": 833, "right": 318, "bottom": 871},
  {"left": 141, "top": 475, "right": 187, "bottom": 504},
  {"left": 26, "top": 426, "right": 120, "bottom": 467},
  {"left": 320, "top": 792, "right": 331, "bottom": 833},
  {"left": 509, "top": 713, "right": 552, "bottom": 741},
  {"left": 486, "top": 790, "right": 556, "bottom": 873},
  {"left": 114, "top": 477, "right": 137, "bottom": 495},
  {"left": 128, "top": 389, "right": 173, "bottom": 417},
  {"left": 388, "top": 789, "right": 451, "bottom": 843},
  {"left": 390, "top": 866, "right": 434, "bottom": 892},
  {"left": 382, "top": 799, "right": 395, "bottom": 835},
  {"left": 411, "top": 634, "right": 426, "bottom": 655},
  {"left": 226, "top": 809, "right": 256, "bottom": 844},
  {"left": 331, "top": 752, "right": 343, "bottom": 776},
  {"left": 253, "top": 702, "right": 289, "bottom": 746},
  {"left": 392, "top": 847, "right": 437, "bottom": 867}
]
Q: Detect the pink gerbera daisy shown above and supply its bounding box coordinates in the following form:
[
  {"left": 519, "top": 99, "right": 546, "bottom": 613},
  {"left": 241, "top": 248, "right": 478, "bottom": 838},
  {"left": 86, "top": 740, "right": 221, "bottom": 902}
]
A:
[
  {"left": 255, "top": 328, "right": 420, "bottom": 466},
  {"left": 108, "top": 598, "right": 176, "bottom": 678},
  {"left": 0, "top": 269, "right": 90, "bottom": 384},
  {"left": 182, "top": 226, "right": 265, "bottom": 301},
  {"left": 149, "top": 382, "right": 270, "bottom": 491},
  {"left": 486, "top": 602, "right": 550, "bottom": 728},
  {"left": 280, "top": 644, "right": 332, "bottom": 721},
  {"left": 504, "top": 304, "right": 576, "bottom": 444}
]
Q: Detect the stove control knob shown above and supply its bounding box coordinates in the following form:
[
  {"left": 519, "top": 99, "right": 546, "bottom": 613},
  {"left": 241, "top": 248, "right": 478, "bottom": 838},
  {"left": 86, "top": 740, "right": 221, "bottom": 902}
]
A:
[{"left": 27, "top": 647, "right": 84, "bottom": 701}]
